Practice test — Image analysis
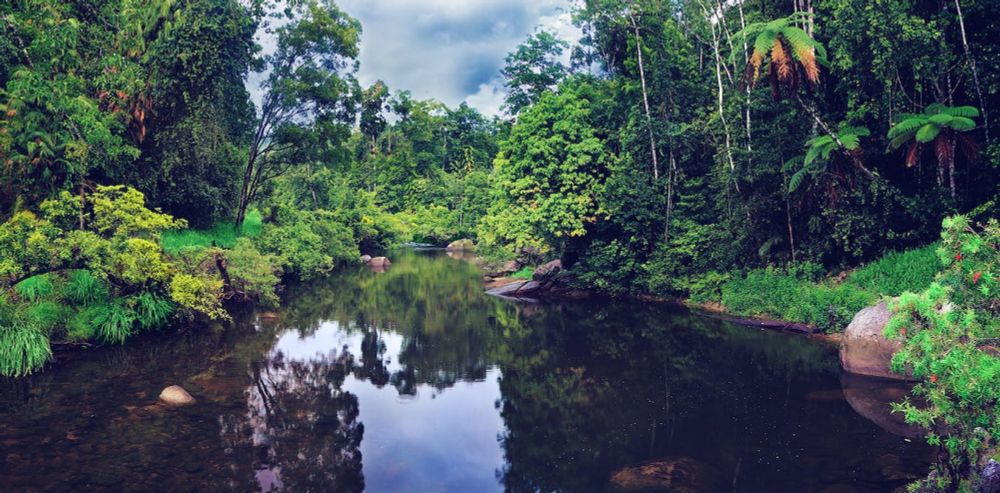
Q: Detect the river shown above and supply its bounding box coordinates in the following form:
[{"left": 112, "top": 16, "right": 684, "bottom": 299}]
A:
[{"left": 0, "top": 249, "right": 931, "bottom": 492}]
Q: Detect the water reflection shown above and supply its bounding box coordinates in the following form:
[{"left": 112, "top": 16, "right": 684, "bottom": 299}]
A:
[{"left": 0, "top": 249, "right": 931, "bottom": 492}]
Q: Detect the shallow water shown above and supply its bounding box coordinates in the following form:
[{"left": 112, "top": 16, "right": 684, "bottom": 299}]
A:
[{"left": 0, "top": 249, "right": 931, "bottom": 492}]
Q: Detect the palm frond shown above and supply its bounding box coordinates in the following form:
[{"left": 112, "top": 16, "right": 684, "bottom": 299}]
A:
[
  {"left": 915, "top": 123, "right": 941, "bottom": 143},
  {"left": 947, "top": 116, "right": 976, "bottom": 132},
  {"left": 942, "top": 105, "right": 979, "bottom": 118}
]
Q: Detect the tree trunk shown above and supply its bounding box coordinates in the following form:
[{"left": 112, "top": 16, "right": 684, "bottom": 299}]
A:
[
  {"left": 953, "top": 0, "right": 989, "bottom": 142},
  {"left": 628, "top": 4, "right": 659, "bottom": 180}
]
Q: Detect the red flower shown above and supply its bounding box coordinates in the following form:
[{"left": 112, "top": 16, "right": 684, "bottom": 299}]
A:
[
  {"left": 973, "top": 272, "right": 982, "bottom": 284},
  {"left": 900, "top": 327, "right": 907, "bottom": 336},
  {"left": 930, "top": 374, "right": 939, "bottom": 383},
  {"left": 955, "top": 253, "right": 963, "bottom": 261}
]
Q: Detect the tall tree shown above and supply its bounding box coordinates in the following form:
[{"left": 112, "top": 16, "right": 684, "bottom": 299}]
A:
[
  {"left": 500, "top": 30, "right": 569, "bottom": 117},
  {"left": 236, "top": 0, "right": 361, "bottom": 227}
]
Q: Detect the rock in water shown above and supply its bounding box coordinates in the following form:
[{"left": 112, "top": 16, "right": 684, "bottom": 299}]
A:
[
  {"left": 360, "top": 255, "right": 372, "bottom": 264},
  {"left": 159, "top": 385, "right": 195, "bottom": 407},
  {"left": 446, "top": 239, "right": 476, "bottom": 251},
  {"left": 609, "top": 457, "right": 724, "bottom": 492},
  {"left": 369, "top": 257, "right": 392, "bottom": 268},
  {"left": 532, "top": 259, "right": 562, "bottom": 281},
  {"left": 840, "top": 302, "right": 912, "bottom": 380}
]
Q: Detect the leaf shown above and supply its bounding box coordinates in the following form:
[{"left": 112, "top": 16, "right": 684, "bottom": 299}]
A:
[
  {"left": 943, "top": 106, "right": 980, "bottom": 118},
  {"left": 788, "top": 166, "right": 809, "bottom": 193},
  {"left": 947, "top": 117, "right": 976, "bottom": 132},
  {"left": 928, "top": 113, "right": 954, "bottom": 126},
  {"left": 915, "top": 123, "right": 941, "bottom": 144}
]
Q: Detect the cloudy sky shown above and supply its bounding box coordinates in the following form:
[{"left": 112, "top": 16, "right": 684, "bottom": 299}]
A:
[{"left": 248, "top": 0, "right": 573, "bottom": 117}]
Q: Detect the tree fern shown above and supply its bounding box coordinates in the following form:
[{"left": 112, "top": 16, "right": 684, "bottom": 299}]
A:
[
  {"left": 887, "top": 103, "right": 979, "bottom": 197},
  {"left": 736, "top": 13, "right": 828, "bottom": 99},
  {"left": 787, "top": 125, "right": 869, "bottom": 193}
]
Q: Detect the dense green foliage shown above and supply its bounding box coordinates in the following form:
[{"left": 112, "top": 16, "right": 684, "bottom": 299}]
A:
[{"left": 887, "top": 216, "right": 1000, "bottom": 491}]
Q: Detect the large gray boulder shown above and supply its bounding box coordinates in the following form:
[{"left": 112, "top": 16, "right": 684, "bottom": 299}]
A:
[{"left": 840, "top": 302, "right": 911, "bottom": 380}]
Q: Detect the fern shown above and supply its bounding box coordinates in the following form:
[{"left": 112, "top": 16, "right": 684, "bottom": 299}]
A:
[{"left": 14, "top": 274, "right": 53, "bottom": 302}]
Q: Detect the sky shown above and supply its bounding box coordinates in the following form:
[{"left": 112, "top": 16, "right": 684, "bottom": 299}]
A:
[{"left": 251, "top": 0, "right": 579, "bottom": 117}]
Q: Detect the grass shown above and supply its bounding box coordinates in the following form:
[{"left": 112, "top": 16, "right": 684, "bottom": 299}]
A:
[
  {"left": 845, "top": 244, "right": 938, "bottom": 296},
  {"left": 161, "top": 209, "right": 263, "bottom": 254},
  {"left": 720, "top": 268, "right": 875, "bottom": 332},
  {"left": 716, "top": 243, "right": 938, "bottom": 332},
  {"left": 511, "top": 267, "right": 535, "bottom": 280}
]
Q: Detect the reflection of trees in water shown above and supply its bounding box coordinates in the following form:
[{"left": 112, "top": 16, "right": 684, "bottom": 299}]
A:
[
  {"left": 278, "top": 250, "right": 518, "bottom": 395},
  {"left": 494, "top": 302, "right": 901, "bottom": 492},
  {"left": 245, "top": 347, "right": 364, "bottom": 493}
]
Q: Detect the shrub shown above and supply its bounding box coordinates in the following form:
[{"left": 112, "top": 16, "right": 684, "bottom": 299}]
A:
[
  {"left": 511, "top": 267, "right": 535, "bottom": 280},
  {"left": 887, "top": 216, "right": 1000, "bottom": 490},
  {"left": 224, "top": 238, "right": 282, "bottom": 306},
  {"left": 129, "top": 292, "right": 175, "bottom": 330}
]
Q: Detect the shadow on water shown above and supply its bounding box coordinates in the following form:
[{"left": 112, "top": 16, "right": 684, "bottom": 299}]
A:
[{"left": 0, "top": 249, "right": 931, "bottom": 492}]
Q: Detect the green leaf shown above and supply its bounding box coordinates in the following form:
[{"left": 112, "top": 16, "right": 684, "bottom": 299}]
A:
[{"left": 915, "top": 123, "right": 941, "bottom": 143}]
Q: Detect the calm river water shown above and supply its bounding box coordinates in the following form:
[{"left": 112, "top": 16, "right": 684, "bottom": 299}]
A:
[{"left": 0, "top": 249, "right": 931, "bottom": 492}]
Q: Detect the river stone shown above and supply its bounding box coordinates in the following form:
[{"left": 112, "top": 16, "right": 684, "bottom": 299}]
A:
[
  {"left": 360, "top": 255, "right": 372, "bottom": 264},
  {"left": 369, "top": 257, "right": 391, "bottom": 268},
  {"left": 158, "top": 385, "right": 195, "bottom": 407},
  {"left": 840, "top": 302, "right": 911, "bottom": 380},
  {"left": 500, "top": 260, "right": 520, "bottom": 274},
  {"left": 609, "top": 457, "right": 724, "bottom": 492},
  {"left": 532, "top": 259, "right": 562, "bottom": 281},
  {"left": 445, "top": 239, "right": 475, "bottom": 251},
  {"left": 486, "top": 281, "right": 529, "bottom": 297}
]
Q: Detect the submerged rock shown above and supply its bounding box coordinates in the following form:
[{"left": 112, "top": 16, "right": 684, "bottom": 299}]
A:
[
  {"left": 158, "top": 385, "right": 195, "bottom": 407},
  {"left": 609, "top": 457, "right": 724, "bottom": 492},
  {"left": 445, "top": 239, "right": 475, "bottom": 251},
  {"left": 840, "top": 302, "right": 911, "bottom": 380}
]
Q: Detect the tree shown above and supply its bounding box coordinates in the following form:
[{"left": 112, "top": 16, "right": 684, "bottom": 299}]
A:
[
  {"left": 236, "top": 0, "right": 361, "bottom": 227},
  {"left": 481, "top": 79, "right": 612, "bottom": 254},
  {"left": 887, "top": 104, "right": 979, "bottom": 198},
  {"left": 500, "top": 30, "right": 569, "bottom": 117}
]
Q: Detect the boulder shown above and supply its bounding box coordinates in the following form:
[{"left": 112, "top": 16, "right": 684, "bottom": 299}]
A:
[
  {"left": 500, "top": 260, "right": 521, "bottom": 274},
  {"left": 840, "top": 302, "right": 911, "bottom": 380},
  {"left": 609, "top": 457, "right": 724, "bottom": 493},
  {"left": 445, "top": 239, "right": 476, "bottom": 251},
  {"left": 979, "top": 459, "right": 1000, "bottom": 493},
  {"left": 532, "top": 259, "right": 562, "bottom": 281},
  {"left": 369, "top": 257, "right": 392, "bottom": 268},
  {"left": 360, "top": 255, "right": 372, "bottom": 264},
  {"left": 158, "top": 385, "right": 195, "bottom": 407}
]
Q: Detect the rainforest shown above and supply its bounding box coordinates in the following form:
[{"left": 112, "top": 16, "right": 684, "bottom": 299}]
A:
[{"left": 2, "top": 0, "right": 1000, "bottom": 491}]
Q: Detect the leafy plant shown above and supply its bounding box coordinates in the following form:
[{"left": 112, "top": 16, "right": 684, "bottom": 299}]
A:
[
  {"left": 737, "top": 13, "right": 829, "bottom": 99},
  {"left": 0, "top": 321, "right": 52, "bottom": 377},
  {"left": 788, "top": 125, "right": 870, "bottom": 193},
  {"left": 129, "top": 292, "right": 175, "bottom": 330},
  {"left": 92, "top": 302, "right": 138, "bottom": 344},
  {"left": 887, "top": 104, "right": 979, "bottom": 197},
  {"left": 14, "top": 274, "right": 53, "bottom": 302},
  {"left": 65, "top": 270, "right": 109, "bottom": 306}
]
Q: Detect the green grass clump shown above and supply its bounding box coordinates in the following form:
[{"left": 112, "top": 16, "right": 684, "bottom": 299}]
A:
[
  {"left": 65, "top": 270, "right": 109, "bottom": 306},
  {"left": 129, "top": 292, "right": 175, "bottom": 330},
  {"left": 846, "top": 244, "right": 938, "bottom": 296},
  {"left": 92, "top": 302, "right": 137, "bottom": 344},
  {"left": 161, "top": 209, "right": 262, "bottom": 254},
  {"left": 0, "top": 301, "right": 52, "bottom": 377},
  {"left": 721, "top": 267, "right": 875, "bottom": 332},
  {"left": 511, "top": 267, "right": 535, "bottom": 280},
  {"left": 14, "top": 274, "right": 53, "bottom": 301}
]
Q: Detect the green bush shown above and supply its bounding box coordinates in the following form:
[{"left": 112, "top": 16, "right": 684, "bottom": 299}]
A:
[
  {"left": 847, "top": 244, "right": 938, "bottom": 296},
  {"left": 511, "top": 267, "right": 535, "bottom": 280},
  {"left": 14, "top": 274, "right": 53, "bottom": 301},
  {"left": 92, "top": 302, "right": 138, "bottom": 344},
  {"left": 65, "top": 270, "right": 109, "bottom": 306}
]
